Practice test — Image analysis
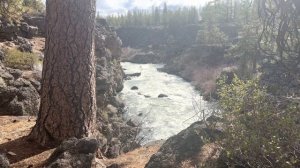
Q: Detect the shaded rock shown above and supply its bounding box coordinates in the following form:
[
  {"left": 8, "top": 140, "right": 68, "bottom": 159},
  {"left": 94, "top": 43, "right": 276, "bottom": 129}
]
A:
[
  {"left": 145, "top": 121, "right": 224, "bottom": 168},
  {"left": 144, "top": 95, "right": 151, "bottom": 98},
  {"left": 126, "top": 72, "right": 141, "bottom": 78},
  {"left": 158, "top": 94, "right": 168, "bottom": 98},
  {"left": 0, "top": 18, "right": 18, "bottom": 41},
  {"left": 15, "top": 36, "right": 33, "bottom": 52},
  {"left": 6, "top": 68, "right": 22, "bottom": 79},
  {"left": 107, "top": 163, "right": 120, "bottom": 168},
  {"left": 131, "top": 86, "right": 138, "bottom": 90},
  {"left": 126, "top": 119, "right": 138, "bottom": 127},
  {"left": 29, "top": 79, "right": 41, "bottom": 92},
  {"left": 0, "top": 154, "right": 9, "bottom": 168},
  {"left": 23, "top": 14, "right": 46, "bottom": 36},
  {"left": 0, "top": 63, "right": 40, "bottom": 116},
  {"left": 109, "top": 96, "right": 125, "bottom": 109},
  {"left": 19, "top": 22, "right": 38, "bottom": 39},
  {"left": 0, "top": 50, "right": 4, "bottom": 61},
  {"left": 107, "top": 138, "right": 121, "bottom": 158},
  {"left": 44, "top": 138, "right": 101, "bottom": 168}
]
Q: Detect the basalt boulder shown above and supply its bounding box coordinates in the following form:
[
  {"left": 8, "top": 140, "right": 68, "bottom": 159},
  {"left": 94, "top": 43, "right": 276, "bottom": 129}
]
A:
[
  {"left": 0, "top": 62, "right": 40, "bottom": 116},
  {"left": 145, "top": 117, "right": 225, "bottom": 168},
  {"left": 44, "top": 138, "right": 104, "bottom": 168}
]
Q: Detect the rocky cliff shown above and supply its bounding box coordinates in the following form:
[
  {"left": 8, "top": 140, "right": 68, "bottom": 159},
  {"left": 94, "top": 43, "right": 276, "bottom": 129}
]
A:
[
  {"left": 0, "top": 59, "right": 40, "bottom": 116},
  {"left": 94, "top": 18, "right": 139, "bottom": 158}
]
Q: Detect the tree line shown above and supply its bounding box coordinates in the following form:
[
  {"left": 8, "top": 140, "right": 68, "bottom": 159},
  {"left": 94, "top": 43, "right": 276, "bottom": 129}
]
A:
[{"left": 105, "top": 3, "right": 199, "bottom": 27}]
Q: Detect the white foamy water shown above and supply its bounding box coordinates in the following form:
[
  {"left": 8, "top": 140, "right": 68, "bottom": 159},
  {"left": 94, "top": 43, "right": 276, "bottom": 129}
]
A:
[{"left": 120, "top": 62, "right": 211, "bottom": 144}]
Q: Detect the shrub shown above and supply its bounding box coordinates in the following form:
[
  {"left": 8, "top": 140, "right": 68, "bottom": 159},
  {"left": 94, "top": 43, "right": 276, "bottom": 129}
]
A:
[
  {"left": 0, "top": 0, "right": 23, "bottom": 21},
  {"left": 23, "top": 0, "right": 45, "bottom": 15},
  {"left": 4, "top": 48, "right": 39, "bottom": 70},
  {"left": 0, "top": 0, "right": 45, "bottom": 21},
  {"left": 218, "top": 75, "right": 300, "bottom": 167},
  {"left": 196, "top": 24, "right": 228, "bottom": 47}
]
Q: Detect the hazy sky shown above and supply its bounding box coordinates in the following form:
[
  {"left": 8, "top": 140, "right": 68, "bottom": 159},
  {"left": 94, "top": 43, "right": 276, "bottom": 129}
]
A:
[
  {"left": 97, "top": 0, "right": 211, "bottom": 16},
  {"left": 41, "top": 0, "right": 211, "bottom": 16}
]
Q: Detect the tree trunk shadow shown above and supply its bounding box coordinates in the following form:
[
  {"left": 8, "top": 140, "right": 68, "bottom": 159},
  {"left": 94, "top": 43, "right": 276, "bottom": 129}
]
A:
[{"left": 0, "top": 136, "right": 52, "bottom": 164}]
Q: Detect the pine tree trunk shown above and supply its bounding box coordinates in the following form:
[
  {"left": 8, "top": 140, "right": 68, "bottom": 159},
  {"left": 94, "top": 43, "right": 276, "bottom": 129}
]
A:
[{"left": 29, "top": 0, "right": 97, "bottom": 146}]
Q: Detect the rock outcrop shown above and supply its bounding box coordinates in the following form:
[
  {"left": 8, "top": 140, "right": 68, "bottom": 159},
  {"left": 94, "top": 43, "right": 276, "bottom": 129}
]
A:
[
  {"left": 0, "top": 60, "right": 40, "bottom": 116},
  {"left": 0, "top": 154, "right": 9, "bottom": 168},
  {"left": 22, "top": 14, "right": 46, "bottom": 36},
  {"left": 44, "top": 138, "right": 105, "bottom": 168},
  {"left": 0, "top": 17, "right": 39, "bottom": 42},
  {"left": 0, "top": 18, "right": 18, "bottom": 41},
  {"left": 94, "top": 18, "right": 139, "bottom": 158},
  {"left": 19, "top": 22, "right": 38, "bottom": 39},
  {"left": 95, "top": 18, "right": 124, "bottom": 108},
  {"left": 145, "top": 117, "right": 224, "bottom": 168}
]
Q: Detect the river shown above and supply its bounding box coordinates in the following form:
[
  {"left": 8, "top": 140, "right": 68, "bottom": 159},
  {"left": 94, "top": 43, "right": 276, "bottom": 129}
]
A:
[{"left": 120, "top": 62, "right": 212, "bottom": 144}]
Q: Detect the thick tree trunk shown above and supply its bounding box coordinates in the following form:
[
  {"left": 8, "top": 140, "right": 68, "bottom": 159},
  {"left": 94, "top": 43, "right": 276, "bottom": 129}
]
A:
[{"left": 29, "top": 0, "right": 97, "bottom": 146}]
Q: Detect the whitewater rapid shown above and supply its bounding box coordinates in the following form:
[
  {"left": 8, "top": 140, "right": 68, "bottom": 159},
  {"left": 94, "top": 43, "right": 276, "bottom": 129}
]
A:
[{"left": 120, "top": 62, "right": 211, "bottom": 144}]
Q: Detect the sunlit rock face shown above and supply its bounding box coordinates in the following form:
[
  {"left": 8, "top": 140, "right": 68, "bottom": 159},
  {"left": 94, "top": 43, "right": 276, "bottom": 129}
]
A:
[{"left": 95, "top": 18, "right": 124, "bottom": 108}]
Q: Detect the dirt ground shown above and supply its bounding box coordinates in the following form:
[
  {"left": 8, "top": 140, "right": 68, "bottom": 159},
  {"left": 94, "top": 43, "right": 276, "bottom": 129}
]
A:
[{"left": 0, "top": 116, "right": 160, "bottom": 168}]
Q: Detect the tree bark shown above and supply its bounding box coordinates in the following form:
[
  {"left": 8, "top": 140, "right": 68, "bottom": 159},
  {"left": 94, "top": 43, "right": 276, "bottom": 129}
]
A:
[{"left": 29, "top": 0, "right": 97, "bottom": 146}]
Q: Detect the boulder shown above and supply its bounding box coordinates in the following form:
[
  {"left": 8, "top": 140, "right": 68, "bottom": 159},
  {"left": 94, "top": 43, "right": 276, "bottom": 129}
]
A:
[
  {"left": 0, "top": 18, "right": 18, "bottom": 41},
  {"left": 15, "top": 36, "right": 33, "bottom": 52},
  {"left": 158, "top": 94, "right": 168, "bottom": 98},
  {"left": 0, "top": 154, "right": 9, "bottom": 168},
  {"left": 145, "top": 121, "right": 224, "bottom": 168},
  {"left": 109, "top": 96, "right": 125, "bottom": 109},
  {"left": 19, "top": 22, "right": 38, "bottom": 39},
  {"left": 126, "top": 119, "right": 138, "bottom": 127},
  {"left": 44, "top": 138, "right": 103, "bottom": 168},
  {"left": 126, "top": 72, "right": 141, "bottom": 78},
  {"left": 22, "top": 14, "right": 46, "bottom": 36},
  {"left": 0, "top": 63, "right": 40, "bottom": 116},
  {"left": 6, "top": 68, "right": 23, "bottom": 79},
  {"left": 131, "top": 86, "right": 138, "bottom": 90}
]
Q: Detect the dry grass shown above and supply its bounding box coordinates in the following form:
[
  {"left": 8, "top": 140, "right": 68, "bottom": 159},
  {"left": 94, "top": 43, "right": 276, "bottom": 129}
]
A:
[
  {"left": 29, "top": 37, "right": 45, "bottom": 54},
  {"left": 191, "top": 66, "right": 224, "bottom": 95},
  {"left": 103, "top": 145, "right": 161, "bottom": 168}
]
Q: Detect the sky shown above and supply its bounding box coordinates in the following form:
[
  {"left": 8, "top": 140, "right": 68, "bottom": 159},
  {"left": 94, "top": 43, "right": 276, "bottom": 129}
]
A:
[{"left": 97, "top": 0, "right": 212, "bottom": 16}]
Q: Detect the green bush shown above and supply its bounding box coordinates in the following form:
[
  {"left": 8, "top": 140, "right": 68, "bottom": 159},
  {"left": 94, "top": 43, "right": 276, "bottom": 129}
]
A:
[
  {"left": 23, "top": 0, "right": 45, "bottom": 14},
  {"left": 196, "top": 24, "right": 228, "bottom": 47},
  {"left": 4, "top": 49, "right": 39, "bottom": 70},
  {"left": 0, "top": 0, "right": 23, "bottom": 21},
  {"left": 218, "top": 75, "right": 300, "bottom": 167},
  {"left": 0, "top": 0, "right": 45, "bottom": 21}
]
